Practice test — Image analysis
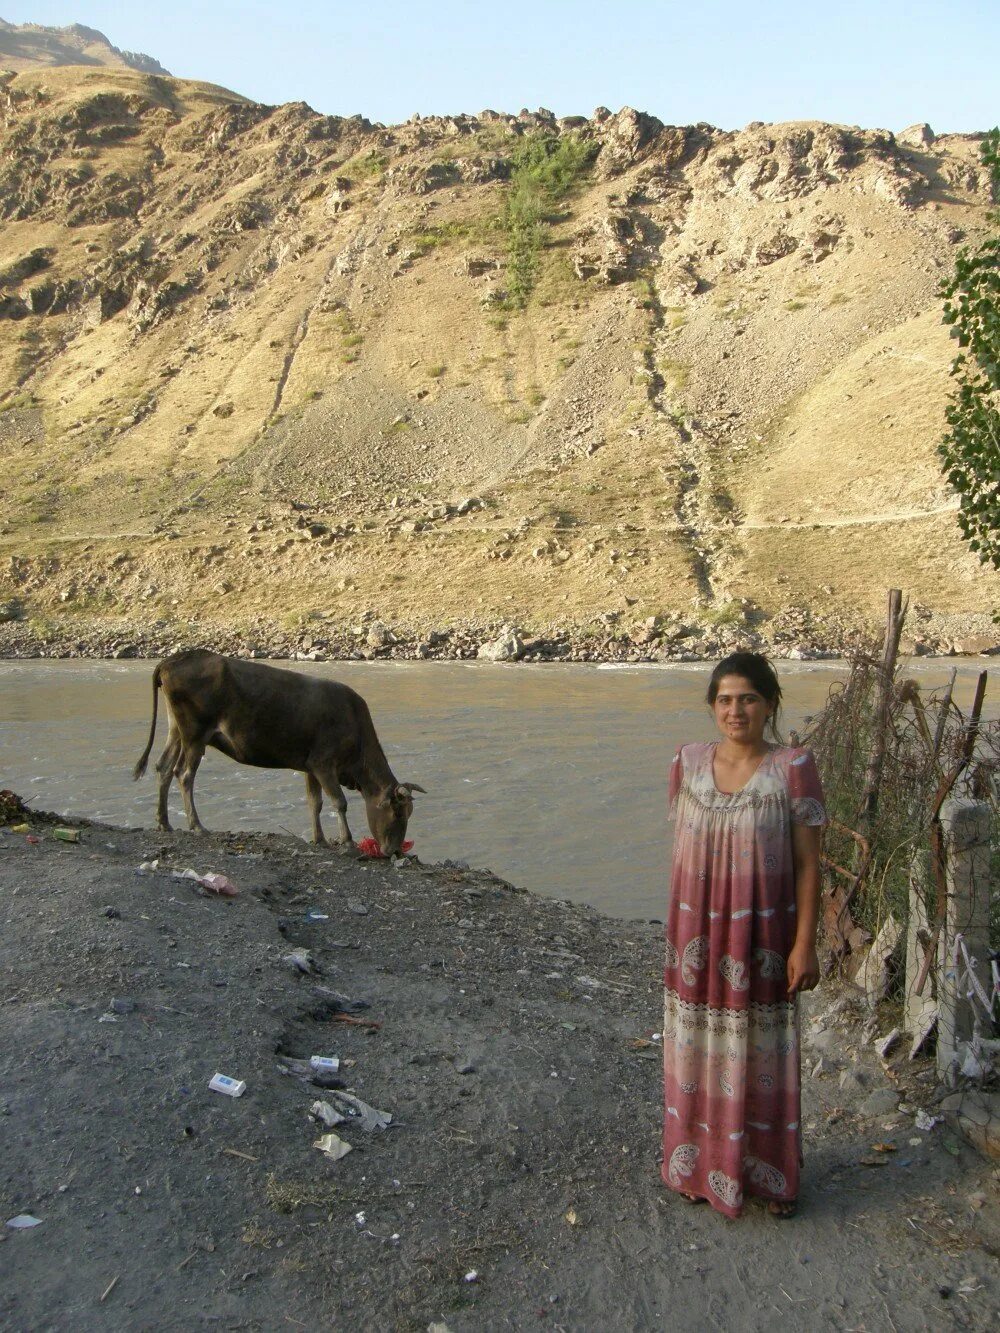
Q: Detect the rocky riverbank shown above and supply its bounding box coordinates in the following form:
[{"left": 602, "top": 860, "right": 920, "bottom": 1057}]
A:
[
  {"left": 1, "top": 802, "right": 998, "bottom": 1330},
  {"left": 0, "top": 604, "right": 997, "bottom": 665}
]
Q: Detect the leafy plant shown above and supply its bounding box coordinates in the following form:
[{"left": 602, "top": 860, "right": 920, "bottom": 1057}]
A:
[{"left": 938, "top": 127, "right": 1000, "bottom": 572}]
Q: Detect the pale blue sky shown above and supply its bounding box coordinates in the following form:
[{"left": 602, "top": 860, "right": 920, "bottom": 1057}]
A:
[{"left": 4, "top": 1, "right": 997, "bottom": 131}]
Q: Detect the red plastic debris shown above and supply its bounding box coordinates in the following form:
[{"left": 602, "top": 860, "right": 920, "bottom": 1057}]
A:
[{"left": 356, "top": 837, "right": 414, "bottom": 859}]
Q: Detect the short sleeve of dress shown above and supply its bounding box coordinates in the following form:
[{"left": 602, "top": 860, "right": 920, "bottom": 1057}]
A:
[
  {"left": 668, "top": 744, "right": 685, "bottom": 817},
  {"left": 787, "top": 748, "right": 827, "bottom": 826}
]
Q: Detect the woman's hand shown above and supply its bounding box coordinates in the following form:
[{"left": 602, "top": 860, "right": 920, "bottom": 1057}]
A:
[{"left": 787, "top": 941, "right": 819, "bottom": 996}]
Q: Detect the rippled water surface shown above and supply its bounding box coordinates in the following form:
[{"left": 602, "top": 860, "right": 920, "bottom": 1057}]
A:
[{"left": 0, "top": 659, "right": 991, "bottom": 919}]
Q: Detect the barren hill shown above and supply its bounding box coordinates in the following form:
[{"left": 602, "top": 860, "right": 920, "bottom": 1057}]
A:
[
  {"left": 0, "top": 60, "right": 996, "bottom": 659},
  {"left": 0, "top": 19, "right": 169, "bottom": 76}
]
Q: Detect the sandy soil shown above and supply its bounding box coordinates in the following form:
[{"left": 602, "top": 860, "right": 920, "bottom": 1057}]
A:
[{"left": 1, "top": 809, "right": 998, "bottom": 1331}]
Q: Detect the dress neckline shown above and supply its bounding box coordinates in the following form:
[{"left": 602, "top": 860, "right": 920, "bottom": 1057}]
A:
[{"left": 709, "top": 741, "right": 774, "bottom": 796}]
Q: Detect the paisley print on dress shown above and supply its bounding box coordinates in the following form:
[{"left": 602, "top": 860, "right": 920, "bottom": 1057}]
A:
[
  {"left": 667, "top": 1143, "right": 699, "bottom": 1188},
  {"left": 791, "top": 796, "right": 826, "bottom": 825},
  {"left": 708, "top": 1170, "right": 742, "bottom": 1210},
  {"left": 719, "top": 954, "right": 750, "bottom": 991},
  {"left": 681, "top": 935, "right": 709, "bottom": 985},
  {"left": 744, "top": 1156, "right": 787, "bottom": 1195},
  {"left": 754, "top": 948, "right": 786, "bottom": 979},
  {"left": 664, "top": 937, "right": 680, "bottom": 969},
  {"left": 719, "top": 1070, "right": 735, "bottom": 1098}
]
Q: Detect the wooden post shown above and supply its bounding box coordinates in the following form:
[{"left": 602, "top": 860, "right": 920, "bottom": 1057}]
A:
[
  {"left": 857, "top": 588, "right": 907, "bottom": 838},
  {"left": 913, "top": 669, "right": 989, "bottom": 998}
]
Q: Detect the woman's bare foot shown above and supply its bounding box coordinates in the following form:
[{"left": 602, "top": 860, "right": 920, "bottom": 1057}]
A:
[
  {"left": 679, "top": 1191, "right": 705, "bottom": 1204},
  {"left": 767, "top": 1199, "right": 797, "bottom": 1219}
]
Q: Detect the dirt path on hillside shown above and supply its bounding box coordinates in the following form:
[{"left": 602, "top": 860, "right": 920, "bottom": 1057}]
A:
[{"left": 1, "top": 813, "right": 998, "bottom": 1331}]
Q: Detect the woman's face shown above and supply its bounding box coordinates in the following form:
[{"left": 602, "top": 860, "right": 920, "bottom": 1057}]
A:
[{"left": 711, "top": 674, "right": 774, "bottom": 745}]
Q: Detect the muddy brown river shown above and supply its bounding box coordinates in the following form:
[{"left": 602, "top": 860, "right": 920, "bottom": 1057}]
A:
[{"left": 0, "top": 659, "right": 991, "bottom": 919}]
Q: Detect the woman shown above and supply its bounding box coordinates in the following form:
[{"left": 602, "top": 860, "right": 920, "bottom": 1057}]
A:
[{"left": 662, "top": 652, "right": 826, "bottom": 1219}]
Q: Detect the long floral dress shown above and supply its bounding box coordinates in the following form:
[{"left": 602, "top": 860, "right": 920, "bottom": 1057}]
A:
[{"left": 662, "top": 742, "right": 826, "bottom": 1218}]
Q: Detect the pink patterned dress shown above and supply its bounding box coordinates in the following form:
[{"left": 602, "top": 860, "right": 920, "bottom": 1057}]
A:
[{"left": 662, "top": 742, "right": 827, "bottom": 1218}]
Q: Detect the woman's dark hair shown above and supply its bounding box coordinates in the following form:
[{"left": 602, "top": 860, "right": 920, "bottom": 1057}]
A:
[{"left": 706, "top": 652, "right": 783, "bottom": 739}]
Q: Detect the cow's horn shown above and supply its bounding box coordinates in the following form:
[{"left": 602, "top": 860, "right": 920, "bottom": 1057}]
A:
[{"left": 398, "top": 782, "right": 427, "bottom": 796}]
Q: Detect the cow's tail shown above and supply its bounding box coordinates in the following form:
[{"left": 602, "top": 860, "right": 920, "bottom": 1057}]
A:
[{"left": 132, "top": 662, "right": 163, "bottom": 781}]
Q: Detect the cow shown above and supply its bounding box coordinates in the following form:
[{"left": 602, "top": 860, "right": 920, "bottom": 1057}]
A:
[{"left": 132, "top": 650, "right": 424, "bottom": 855}]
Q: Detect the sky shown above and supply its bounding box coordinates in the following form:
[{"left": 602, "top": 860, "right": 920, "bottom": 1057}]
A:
[{"left": 3, "top": 1, "right": 997, "bottom": 132}]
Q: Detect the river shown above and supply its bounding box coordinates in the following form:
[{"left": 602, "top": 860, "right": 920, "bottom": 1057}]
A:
[{"left": 0, "top": 658, "right": 991, "bottom": 920}]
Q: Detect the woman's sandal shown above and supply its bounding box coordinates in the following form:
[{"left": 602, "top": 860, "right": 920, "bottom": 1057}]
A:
[{"left": 767, "top": 1199, "right": 797, "bottom": 1219}]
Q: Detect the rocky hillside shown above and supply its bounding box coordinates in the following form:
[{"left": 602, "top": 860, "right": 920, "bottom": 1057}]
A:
[
  {"left": 0, "top": 59, "right": 996, "bottom": 660},
  {"left": 0, "top": 19, "right": 169, "bottom": 75}
]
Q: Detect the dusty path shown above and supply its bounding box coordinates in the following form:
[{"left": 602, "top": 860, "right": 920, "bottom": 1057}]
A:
[{"left": 0, "top": 814, "right": 997, "bottom": 1331}]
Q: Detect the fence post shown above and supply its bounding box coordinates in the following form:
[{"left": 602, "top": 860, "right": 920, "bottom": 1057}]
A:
[
  {"left": 936, "top": 798, "right": 994, "bottom": 1082},
  {"left": 904, "top": 850, "right": 937, "bottom": 1054}
]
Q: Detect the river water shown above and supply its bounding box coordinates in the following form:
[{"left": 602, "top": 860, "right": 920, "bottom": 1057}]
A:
[{"left": 0, "top": 659, "right": 991, "bottom": 920}]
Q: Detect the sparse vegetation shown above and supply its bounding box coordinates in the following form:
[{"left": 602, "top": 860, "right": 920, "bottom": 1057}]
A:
[
  {"left": 700, "top": 601, "right": 743, "bottom": 627},
  {"left": 427, "top": 363, "right": 446, "bottom": 378},
  {"left": 658, "top": 356, "right": 689, "bottom": 395},
  {"left": 407, "top": 219, "right": 490, "bottom": 254},
  {"left": 632, "top": 273, "right": 657, "bottom": 310},
  {"left": 340, "top": 149, "right": 388, "bottom": 182},
  {"left": 499, "top": 133, "right": 598, "bottom": 308}
]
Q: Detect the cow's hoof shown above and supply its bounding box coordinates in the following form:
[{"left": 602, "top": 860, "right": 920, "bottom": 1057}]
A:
[{"left": 157, "top": 824, "right": 173, "bottom": 833}]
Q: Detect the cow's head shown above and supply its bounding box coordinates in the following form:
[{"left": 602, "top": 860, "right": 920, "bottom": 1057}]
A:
[{"left": 365, "top": 781, "right": 426, "bottom": 857}]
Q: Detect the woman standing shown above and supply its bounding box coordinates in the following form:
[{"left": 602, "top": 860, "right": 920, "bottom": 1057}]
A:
[{"left": 662, "top": 652, "right": 826, "bottom": 1219}]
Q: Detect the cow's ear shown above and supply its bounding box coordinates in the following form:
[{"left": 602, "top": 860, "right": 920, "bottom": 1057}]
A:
[{"left": 399, "top": 782, "right": 427, "bottom": 796}]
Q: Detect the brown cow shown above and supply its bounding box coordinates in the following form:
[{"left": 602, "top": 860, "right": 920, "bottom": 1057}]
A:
[{"left": 133, "top": 650, "right": 424, "bottom": 855}]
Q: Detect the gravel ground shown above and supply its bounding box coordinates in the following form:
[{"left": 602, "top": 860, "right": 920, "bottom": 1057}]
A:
[{"left": 1, "top": 809, "right": 998, "bottom": 1331}]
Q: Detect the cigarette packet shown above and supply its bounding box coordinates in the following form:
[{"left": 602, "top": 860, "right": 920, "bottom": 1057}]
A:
[
  {"left": 209, "top": 1072, "right": 246, "bottom": 1097},
  {"left": 309, "top": 1055, "right": 340, "bottom": 1072}
]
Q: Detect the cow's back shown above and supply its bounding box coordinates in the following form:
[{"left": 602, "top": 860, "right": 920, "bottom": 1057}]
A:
[{"left": 158, "top": 650, "right": 379, "bottom": 775}]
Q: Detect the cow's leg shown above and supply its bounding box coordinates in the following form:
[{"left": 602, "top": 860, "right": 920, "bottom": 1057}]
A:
[
  {"left": 154, "top": 730, "right": 182, "bottom": 831},
  {"left": 305, "top": 772, "right": 328, "bottom": 845},
  {"left": 177, "top": 741, "right": 208, "bottom": 833},
  {"left": 313, "top": 767, "right": 352, "bottom": 844}
]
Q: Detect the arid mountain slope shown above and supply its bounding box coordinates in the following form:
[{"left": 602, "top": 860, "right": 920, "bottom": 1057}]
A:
[
  {"left": 0, "top": 19, "right": 169, "bottom": 75},
  {"left": 0, "top": 62, "right": 995, "bottom": 656}
]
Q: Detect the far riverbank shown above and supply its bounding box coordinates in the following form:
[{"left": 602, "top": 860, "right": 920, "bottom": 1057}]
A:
[{"left": 0, "top": 605, "right": 997, "bottom": 665}]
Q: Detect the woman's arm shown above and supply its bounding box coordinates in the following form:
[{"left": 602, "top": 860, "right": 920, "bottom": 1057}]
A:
[{"left": 787, "top": 822, "right": 822, "bottom": 996}]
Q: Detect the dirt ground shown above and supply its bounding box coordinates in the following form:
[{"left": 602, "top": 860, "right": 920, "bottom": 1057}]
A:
[{"left": 1, "top": 809, "right": 998, "bottom": 1332}]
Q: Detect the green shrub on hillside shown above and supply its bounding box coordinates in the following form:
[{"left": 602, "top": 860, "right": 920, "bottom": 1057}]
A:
[{"left": 502, "top": 134, "right": 598, "bottom": 308}]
